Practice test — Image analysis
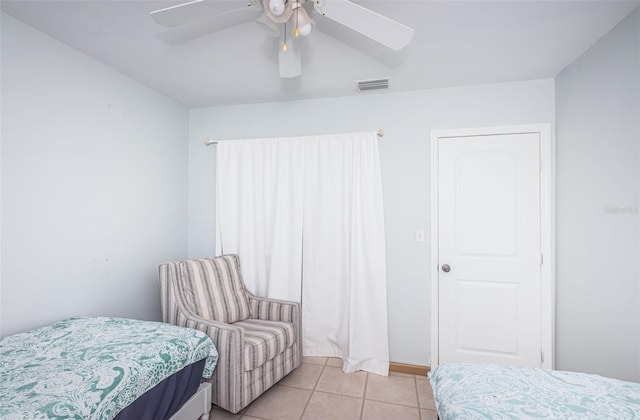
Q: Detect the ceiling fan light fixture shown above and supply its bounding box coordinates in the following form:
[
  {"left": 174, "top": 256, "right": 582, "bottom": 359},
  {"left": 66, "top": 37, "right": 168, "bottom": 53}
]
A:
[
  {"left": 297, "top": 23, "right": 312, "bottom": 37},
  {"left": 296, "top": 6, "right": 313, "bottom": 36},
  {"left": 269, "top": 0, "right": 286, "bottom": 16}
]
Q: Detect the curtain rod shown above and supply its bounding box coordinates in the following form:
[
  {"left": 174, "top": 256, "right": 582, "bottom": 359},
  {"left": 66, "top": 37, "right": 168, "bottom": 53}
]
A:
[{"left": 204, "top": 129, "right": 384, "bottom": 146}]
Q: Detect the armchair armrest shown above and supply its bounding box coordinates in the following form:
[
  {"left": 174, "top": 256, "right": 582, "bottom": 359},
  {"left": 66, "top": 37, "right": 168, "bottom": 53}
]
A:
[
  {"left": 247, "top": 293, "right": 302, "bottom": 367},
  {"left": 178, "top": 312, "right": 245, "bottom": 344},
  {"left": 176, "top": 311, "right": 246, "bottom": 413},
  {"left": 247, "top": 293, "right": 301, "bottom": 324}
]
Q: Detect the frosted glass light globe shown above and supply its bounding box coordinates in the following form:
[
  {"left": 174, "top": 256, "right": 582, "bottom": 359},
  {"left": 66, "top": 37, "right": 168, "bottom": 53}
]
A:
[
  {"left": 298, "top": 23, "right": 312, "bottom": 36},
  {"left": 269, "top": 0, "right": 285, "bottom": 16}
]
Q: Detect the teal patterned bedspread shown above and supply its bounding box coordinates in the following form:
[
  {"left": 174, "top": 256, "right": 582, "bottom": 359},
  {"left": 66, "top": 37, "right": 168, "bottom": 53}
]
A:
[
  {"left": 0, "top": 317, "right": 218, "bottom": 420},
  {"left": 429, "top": 363, "right": 640, "bottom": 419}
]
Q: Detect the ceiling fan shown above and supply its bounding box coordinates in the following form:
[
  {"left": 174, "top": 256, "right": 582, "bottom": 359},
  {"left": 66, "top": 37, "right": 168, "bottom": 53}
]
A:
[{"left": 150, "top": 0, "right": 415, "bottom": 78}]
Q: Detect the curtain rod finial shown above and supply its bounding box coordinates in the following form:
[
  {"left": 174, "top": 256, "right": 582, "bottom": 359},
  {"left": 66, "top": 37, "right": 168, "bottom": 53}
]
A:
[{"left": 377, "top": 129, "right": 384, "bottom": 137}]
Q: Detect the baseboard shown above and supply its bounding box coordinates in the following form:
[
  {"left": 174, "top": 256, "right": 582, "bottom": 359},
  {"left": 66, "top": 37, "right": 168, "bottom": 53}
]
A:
[{"left": 389, "top": 362, "right": 430, "bottom": 376}]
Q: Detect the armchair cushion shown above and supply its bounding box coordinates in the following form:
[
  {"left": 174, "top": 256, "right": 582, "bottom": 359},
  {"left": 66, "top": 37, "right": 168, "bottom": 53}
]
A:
[
  {"left": 179, "top": 255, "right": 251, "bottom": 324},
  {"left": 235, "top": 319, "right": 297, "bottom": 371}
]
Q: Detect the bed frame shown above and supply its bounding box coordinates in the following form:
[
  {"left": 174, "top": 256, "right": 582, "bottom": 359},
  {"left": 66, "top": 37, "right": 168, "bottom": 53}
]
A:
[{"left": 169, "top": 382, "right": 212, "bottom": 420}]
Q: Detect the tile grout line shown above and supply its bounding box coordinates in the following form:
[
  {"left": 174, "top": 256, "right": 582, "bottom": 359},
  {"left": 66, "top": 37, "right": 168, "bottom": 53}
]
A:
[
  {"left": 297, "top": 358, "right": 328, "bottom": 420},
  {"left": 364, "top": 374, "right": 423, "bottom": 411},
  {"left": 414, "top": 374, "right": 422, "bottom": 420},
  {"left": 359, "top": 371, "right": 369, "bottom": 420},
  {"left": 364, "top": 397, "right": 422, "bottom": 410}
]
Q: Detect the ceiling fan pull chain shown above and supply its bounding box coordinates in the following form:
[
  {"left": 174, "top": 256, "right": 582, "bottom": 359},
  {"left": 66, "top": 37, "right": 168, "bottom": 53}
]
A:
[
  {"left": 294, "top": 2, "right": 300, "bottom": 37},
  {"left": 282, "top": 22, "right": 288, "bottom": 52}
]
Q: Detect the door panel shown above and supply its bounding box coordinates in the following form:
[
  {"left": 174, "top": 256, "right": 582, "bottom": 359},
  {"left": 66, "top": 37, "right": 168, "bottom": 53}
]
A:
[
  {"left": 438, "top": 132, "right": 541, "bottom": 367},
  {"left": 456, "top": 151, "right": 518, "bottom": 256},
  {"left": 456, "top": 281, "right": 519, "bottom": 354}
]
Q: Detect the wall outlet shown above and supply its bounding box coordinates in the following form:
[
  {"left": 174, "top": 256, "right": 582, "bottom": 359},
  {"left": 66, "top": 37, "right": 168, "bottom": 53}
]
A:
[{"left": 415, "top": 228, "right": 425, "bottom": 243}]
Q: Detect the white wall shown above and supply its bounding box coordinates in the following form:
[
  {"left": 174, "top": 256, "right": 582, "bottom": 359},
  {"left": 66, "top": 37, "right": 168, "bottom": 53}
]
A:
[
  {"left": 0, "top": 13, "right": 190, "bottom": 336},
  {"left": 188, "top": 80, "right": 555, "bottom": 365},
  {"left": 555, "top": 8, "right": 639, "bottom": 381}
]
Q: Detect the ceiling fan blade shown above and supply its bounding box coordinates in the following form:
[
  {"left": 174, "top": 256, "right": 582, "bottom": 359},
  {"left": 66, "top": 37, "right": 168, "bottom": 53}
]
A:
[
  {"left": 150, "top": 0, "right": 257, "bottom": 28},
  {"left": 158, "top": 7, "right": 263, "bottom": 44},
  {"left": 320, "top": 0, "right": 415, "bottom": 51},
  {"left": 279, "top": 35, "right": 301, "bottom": 78}
]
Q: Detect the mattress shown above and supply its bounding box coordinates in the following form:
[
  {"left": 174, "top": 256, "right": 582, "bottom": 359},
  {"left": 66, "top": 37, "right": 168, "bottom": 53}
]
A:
[
  {"left": 0, "top": 317, "right": 218, "bottom": 420},
  {"left": 429, "top": 363, "right": 640, "bottom": 420}
]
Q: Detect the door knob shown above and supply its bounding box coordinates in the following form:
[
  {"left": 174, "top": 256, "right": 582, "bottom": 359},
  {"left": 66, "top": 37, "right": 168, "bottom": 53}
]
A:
[{"left": 441, "top": 264, "right": 451, "bottom": 273}]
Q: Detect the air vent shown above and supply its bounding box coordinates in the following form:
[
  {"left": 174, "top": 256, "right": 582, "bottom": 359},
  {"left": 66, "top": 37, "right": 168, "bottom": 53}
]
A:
[{"left": 355, "top": 77, "right": 390, "bottom": 92}]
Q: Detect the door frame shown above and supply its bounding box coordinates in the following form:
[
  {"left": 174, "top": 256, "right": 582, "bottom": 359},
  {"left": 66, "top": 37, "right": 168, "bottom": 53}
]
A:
[{"left": 429, "top": 124, "right": 555, "bottom": 369}]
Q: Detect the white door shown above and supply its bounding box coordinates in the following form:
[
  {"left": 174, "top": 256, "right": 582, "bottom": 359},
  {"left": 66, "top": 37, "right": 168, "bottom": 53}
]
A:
[{"left": 436, "top": 130, "right": 546, "bottom": 367}]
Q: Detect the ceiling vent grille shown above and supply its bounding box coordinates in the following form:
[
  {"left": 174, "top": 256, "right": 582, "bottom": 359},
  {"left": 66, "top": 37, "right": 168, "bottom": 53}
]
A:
[{"left": 355, "top": 77, "right": 390, "bottom": 92}]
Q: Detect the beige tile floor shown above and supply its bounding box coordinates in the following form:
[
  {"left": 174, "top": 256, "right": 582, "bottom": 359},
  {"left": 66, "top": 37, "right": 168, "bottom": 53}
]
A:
[{"left": 209, "top": 357, "right": 438, "bottom": 420}]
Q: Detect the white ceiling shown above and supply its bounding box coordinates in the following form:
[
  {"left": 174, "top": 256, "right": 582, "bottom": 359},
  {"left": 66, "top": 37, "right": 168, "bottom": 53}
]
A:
[{"left": 2, "top": 0, "right": 638, "bottom": 108}]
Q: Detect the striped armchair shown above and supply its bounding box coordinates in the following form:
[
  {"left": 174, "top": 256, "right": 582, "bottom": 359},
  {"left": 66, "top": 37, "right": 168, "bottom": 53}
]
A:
[{"left": 158, "top": 255, "right": 302, "bottom": 414}]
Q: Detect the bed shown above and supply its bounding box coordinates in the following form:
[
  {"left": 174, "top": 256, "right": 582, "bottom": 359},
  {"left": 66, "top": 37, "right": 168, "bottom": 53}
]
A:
[
  {"left": 429, "top": 363, "right": 640, "bottom": 420},
  {"left": 0, "top": 317, "right": 219, "bottom": 420}
]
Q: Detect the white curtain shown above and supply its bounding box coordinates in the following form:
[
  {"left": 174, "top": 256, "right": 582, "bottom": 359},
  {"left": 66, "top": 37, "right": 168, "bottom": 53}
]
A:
[{"left": 216, "top": 132, "right": 389, "bottom": 376}]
